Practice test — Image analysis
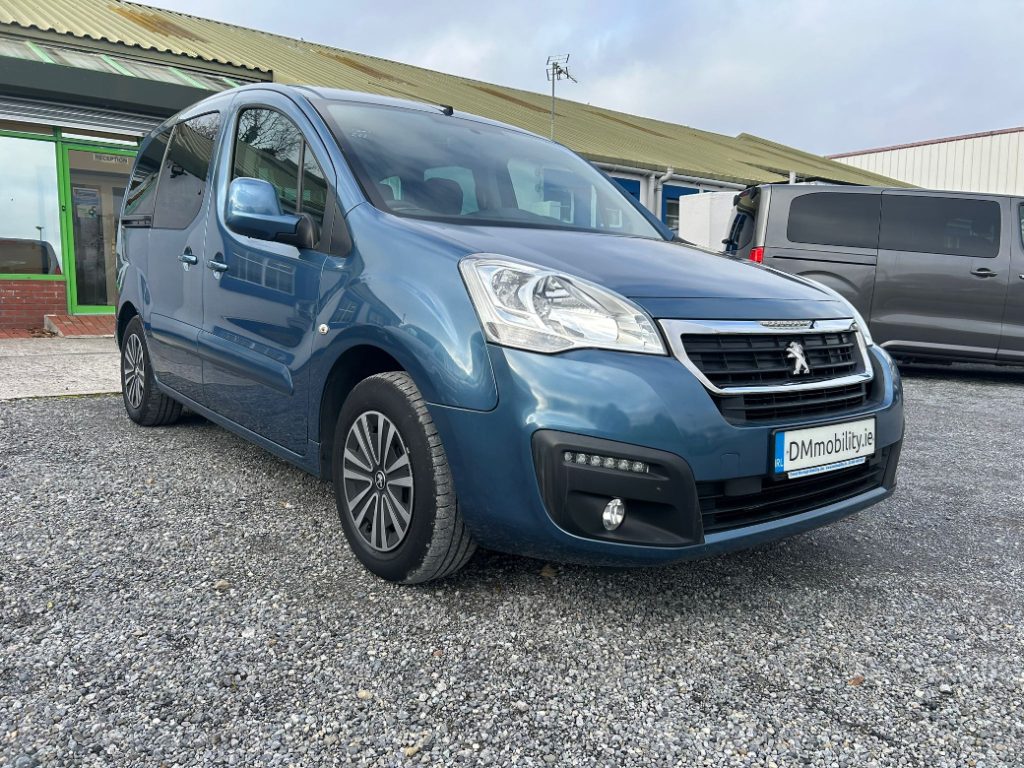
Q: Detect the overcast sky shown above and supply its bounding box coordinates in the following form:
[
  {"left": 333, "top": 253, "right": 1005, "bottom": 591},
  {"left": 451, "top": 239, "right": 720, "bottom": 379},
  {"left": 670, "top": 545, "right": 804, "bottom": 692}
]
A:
[{"left": 147, "top": 0, "right": 1022, "bottom": 155}]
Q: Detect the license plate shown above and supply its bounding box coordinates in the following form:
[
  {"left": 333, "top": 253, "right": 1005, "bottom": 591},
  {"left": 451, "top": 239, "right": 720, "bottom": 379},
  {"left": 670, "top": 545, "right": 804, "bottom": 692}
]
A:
[{"left": 773, "top": 417, "right": 876, "bottom": 478}]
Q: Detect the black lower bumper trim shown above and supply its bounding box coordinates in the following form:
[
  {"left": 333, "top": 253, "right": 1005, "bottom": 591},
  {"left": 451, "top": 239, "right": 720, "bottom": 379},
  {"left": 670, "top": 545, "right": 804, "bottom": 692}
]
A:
[{"left": 532, "top": 431, "right": 702, "bottom": 547}]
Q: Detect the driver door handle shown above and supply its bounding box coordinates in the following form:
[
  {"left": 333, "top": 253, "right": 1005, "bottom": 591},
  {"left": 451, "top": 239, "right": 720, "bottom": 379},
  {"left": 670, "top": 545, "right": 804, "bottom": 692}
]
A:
[
  {"left": 970, "top": 267, "right": 999, "bottom": 278},
  {"left": 178, "top": 249, "right": 198, "bottom": 265},
  {"left": 207, "top": 256, "right": 228, "bottom": 273}
]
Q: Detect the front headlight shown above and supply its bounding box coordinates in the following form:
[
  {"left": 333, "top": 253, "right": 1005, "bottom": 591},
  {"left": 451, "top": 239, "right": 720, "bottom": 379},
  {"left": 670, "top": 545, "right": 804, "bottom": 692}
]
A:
[{"left": 459, "top": 255, "right": 666, "bottom": 355}]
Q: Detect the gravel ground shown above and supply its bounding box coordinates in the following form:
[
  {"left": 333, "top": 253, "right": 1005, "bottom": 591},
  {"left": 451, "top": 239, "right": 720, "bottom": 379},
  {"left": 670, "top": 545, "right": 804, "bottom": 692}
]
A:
[{"left": 1, "top": 367, "right": 1022, "bottom": 767}]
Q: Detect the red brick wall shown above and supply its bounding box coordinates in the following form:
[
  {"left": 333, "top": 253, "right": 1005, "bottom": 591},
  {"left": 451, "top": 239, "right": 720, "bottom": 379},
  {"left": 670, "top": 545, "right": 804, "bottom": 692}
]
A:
[{"left": 0, "top": 280, "right": 68, "bottom": 330}]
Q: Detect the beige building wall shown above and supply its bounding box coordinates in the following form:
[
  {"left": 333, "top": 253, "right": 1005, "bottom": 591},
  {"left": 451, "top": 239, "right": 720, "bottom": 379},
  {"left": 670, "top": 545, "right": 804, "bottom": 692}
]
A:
[{"left": 830, "top": 128, "right": 1024, "bottom": 196}]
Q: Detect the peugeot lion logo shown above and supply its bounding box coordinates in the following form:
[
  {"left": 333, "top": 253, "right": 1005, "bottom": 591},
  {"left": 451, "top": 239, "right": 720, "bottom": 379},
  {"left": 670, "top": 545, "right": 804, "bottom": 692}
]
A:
[{"left": 786, "top": 341, "right": 811, "bottom": 375}]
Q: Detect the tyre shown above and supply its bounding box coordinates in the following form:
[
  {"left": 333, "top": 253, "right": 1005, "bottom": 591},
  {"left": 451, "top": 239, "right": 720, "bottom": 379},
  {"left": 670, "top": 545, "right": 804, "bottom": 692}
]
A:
[
  {"left": 121, "top": 316, "right": 182, "bottom": 427},
  {"left": 332, "top": 372, "right": 476, "bottom": 583}
]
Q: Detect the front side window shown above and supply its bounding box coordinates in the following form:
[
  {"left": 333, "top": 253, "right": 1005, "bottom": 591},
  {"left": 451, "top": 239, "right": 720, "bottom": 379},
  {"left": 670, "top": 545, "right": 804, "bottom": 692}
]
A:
[
  {"left": 232, "top": 108, "right": 327, "bottom": 244},
  {"left": 0, "top": 135, "right": 63, "bottom": 275},
  {"left": 880, "top": 194, "right": 1001, "bottom": 258},
  {"left": 153, "top": 112, "right": 220, "bottom": 230},
  {"left": 318, "top": 101, "right": 662, "bottom": 239},
  {"left": 124, "top": 128, "right": 170, "bottom": 218},
  {"left": 787, "top": 192, "right": 880, "bottom": 249}
]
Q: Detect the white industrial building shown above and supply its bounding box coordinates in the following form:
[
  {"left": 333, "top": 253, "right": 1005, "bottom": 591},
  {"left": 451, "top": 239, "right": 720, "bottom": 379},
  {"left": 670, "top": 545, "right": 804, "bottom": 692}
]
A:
[{"left": 830, "top": 127, "right": 1024, "bottom": 196}]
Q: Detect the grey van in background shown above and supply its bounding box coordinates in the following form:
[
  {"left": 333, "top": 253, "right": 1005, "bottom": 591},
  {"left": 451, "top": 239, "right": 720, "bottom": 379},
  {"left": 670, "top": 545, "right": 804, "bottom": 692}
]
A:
[{"left": 724, "top": 185, "right": 1024, "bottom": 364}]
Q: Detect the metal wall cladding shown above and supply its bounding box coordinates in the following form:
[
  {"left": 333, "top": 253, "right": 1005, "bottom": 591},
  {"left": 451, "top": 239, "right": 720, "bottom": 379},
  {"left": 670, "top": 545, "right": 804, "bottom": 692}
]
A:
[
  {"left": 0, "top": 0, "right": 907, "bottom": 188},
  {"left": 834, "top": 129, "right": 1024, "bottom": 196}
]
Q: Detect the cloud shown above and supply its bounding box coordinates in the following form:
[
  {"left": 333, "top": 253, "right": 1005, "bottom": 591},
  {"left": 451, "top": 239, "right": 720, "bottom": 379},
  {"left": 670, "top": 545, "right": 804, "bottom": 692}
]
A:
[{"left": 145, "top": 0, "right": 1023, "bottom": 154}]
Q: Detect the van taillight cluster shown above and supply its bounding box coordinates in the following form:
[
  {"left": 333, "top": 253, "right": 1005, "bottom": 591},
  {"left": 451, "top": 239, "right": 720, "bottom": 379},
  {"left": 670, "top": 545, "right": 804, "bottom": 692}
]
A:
[{"left": 749, "top": 246, "right": 764, "bottom": 263}]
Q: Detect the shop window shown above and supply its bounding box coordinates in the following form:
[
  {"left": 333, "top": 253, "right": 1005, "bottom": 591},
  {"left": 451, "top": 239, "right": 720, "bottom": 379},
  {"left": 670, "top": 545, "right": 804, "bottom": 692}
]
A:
[
  {"left": 0, "top": 136, "right": 62, "bottom": 275},
  {"left": 61, "top": 128, "right": 139, "bottom": 146},
  {"left": 0, "top": 120, "right": 53, "bottom": 136}
]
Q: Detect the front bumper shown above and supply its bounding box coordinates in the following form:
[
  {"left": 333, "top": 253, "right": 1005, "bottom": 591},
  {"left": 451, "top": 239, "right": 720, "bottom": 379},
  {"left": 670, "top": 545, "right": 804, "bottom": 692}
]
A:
[{"left": 426, "top": 344, "right": 904, "bottom": 565}]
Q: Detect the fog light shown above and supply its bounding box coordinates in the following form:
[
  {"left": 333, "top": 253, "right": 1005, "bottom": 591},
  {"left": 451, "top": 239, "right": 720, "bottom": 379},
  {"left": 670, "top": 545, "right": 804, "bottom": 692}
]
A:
[{"left": 602, "top": 498, "right": 626, "bottom": 530}]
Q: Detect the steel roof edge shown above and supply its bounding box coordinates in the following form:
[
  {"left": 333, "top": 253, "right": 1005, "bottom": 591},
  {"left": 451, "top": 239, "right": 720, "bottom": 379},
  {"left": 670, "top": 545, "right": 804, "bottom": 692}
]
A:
[
  {"left": 828, "top": 125, "right": 1024, "bottom": 159},
  {"left": 0, "top": 17, "right": 267, "bottom": 72}
]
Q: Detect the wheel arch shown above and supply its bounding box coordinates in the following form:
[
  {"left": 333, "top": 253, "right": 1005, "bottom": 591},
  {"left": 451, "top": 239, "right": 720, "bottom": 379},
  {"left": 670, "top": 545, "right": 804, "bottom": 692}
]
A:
[
  {"left": 116, "top": 301, "right": 140, "bottom": 349},
  {"left": 316, "top": 343, "right": 408, "bottom": 480}
]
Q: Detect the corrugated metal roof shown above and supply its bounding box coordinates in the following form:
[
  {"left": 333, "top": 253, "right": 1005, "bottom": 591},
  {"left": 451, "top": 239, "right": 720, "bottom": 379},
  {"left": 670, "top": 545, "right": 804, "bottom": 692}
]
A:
[{"left": 0, "top": 0, "right": 908, "bottom": 187}]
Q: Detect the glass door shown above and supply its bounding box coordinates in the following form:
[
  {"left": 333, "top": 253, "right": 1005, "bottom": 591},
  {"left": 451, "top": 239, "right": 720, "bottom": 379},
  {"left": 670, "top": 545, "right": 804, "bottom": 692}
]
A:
[{"left": 61, "top": 145, "right": 135, "bottom": 313}]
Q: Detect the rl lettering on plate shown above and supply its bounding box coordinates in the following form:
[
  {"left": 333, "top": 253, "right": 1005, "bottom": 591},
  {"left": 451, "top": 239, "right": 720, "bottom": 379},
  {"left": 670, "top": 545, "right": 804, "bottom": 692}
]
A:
[{"left": 774, "top": 417, "right": 876, "bottom": 476}]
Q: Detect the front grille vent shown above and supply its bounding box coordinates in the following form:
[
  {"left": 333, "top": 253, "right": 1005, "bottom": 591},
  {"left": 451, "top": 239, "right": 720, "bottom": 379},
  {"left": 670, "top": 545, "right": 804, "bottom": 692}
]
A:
[
  {"left": 680, "top": 331, "right": 861, "bottom": 389},
  {"left": 717, "top": 382, "right": 870, "bottom": 424},
  {"left": 697, "top": 448, "right": 889, "bottom": 533}
]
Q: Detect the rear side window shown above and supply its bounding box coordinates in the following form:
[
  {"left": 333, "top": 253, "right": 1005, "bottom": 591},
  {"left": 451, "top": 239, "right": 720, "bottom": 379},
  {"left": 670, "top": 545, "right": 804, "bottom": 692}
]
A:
[
  {"left": 787, "top": 192, "right": 879, "bottom": 249},
  {"left": 124, "top": 128, "right": 170, "bottom": 218},
  {"left": 880, "top": 195, "right": 1000, "bottom": 258},
  {"left": 232, "top": 108, "right": 328, "bottom": 244},
  {"left": 153, "top": 112, "right": 220, "bottom": 229}
]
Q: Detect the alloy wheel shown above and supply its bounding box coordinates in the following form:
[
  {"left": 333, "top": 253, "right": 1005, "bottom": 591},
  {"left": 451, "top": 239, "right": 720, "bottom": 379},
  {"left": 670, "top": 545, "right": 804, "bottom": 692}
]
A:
[
  {"left": 341, "top": 410, "right": 414, "bottom": 552},
  {"left": 123, "top": 334, "right": 145, "bottom": 409}
]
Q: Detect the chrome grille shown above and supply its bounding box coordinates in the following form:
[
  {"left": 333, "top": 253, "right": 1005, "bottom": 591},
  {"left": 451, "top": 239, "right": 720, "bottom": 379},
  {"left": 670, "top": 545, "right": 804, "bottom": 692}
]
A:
[
  {"left": 679, "top": 330, "right": 860, "bottom": 388},
  {"left": 660, "top": 319, "right": 874, "bottom": 424}
]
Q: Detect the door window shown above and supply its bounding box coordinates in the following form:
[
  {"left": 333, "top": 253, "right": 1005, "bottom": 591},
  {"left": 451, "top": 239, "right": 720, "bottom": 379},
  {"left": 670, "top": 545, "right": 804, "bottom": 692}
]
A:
[
  {"left": 787, "top": 192, "right": 880, "bottom": 249},
  {"left": 301, "top": 147, "right": 328, "bottom": 233},
  {"left": 123, "top": 128, "right": 170, "bottom": 218},
  {"left": 880, "top": 195, "right": 1000, "bottom": 258},
  {"left": 67, "top": 151, "right": 133, "bottom": 306},
  {"left": 232, "top": 107, "right": 328, "bottom": 246},
  {"left": 153, "top": 112, "right": 221, "bottom": 230}
]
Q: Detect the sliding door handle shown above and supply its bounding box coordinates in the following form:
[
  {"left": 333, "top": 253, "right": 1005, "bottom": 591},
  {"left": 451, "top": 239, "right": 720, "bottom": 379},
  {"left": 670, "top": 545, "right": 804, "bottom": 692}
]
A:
[
  {"left": 207, "top": 257, "right": 228, "bottom": 273},
  {"left": 970, "top": 267, "right": 998, "bottom": 278}
]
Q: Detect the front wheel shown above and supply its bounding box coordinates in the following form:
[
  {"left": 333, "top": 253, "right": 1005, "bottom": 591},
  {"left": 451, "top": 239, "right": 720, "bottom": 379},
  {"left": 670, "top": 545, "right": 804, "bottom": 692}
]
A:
[
  {"left": 332, "top": 372, "right": 476, "bottom": 583},
  {"left": 121, "top": 316, "right": 182, "bottom": 427}
]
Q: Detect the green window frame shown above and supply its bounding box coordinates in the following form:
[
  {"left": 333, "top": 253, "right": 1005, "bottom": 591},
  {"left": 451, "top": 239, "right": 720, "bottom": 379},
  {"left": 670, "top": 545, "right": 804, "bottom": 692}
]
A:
[{"left": 0, "top": 125, "right": 138, "bottom": 315}]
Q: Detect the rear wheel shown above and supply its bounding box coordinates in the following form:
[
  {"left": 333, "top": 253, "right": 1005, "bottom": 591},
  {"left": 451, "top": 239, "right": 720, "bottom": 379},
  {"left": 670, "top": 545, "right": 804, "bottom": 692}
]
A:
[
  {"left": 332, "top": 372, "right": 476, "bottom": 583},
  {"left": 121, "top": 316, "right": 182, "bottom": 427}
]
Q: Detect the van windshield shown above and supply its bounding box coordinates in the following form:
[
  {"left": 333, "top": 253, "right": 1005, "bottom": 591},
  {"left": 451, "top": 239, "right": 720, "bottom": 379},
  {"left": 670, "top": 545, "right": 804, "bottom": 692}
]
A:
[{"left": 318, "top": 101, "right": 664, "bottom": 239}]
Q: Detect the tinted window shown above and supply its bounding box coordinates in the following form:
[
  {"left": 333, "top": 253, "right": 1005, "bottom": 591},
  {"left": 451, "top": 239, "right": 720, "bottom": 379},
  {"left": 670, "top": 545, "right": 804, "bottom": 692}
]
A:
[
  {"left": 319, "top": 101, "right": 660, "bottom": 238},
  {"left": 233, "top": 108, "right": 328, "bottom": 247},
  {"left": 233, "top": 108, "right": 302, "bottom": 214},
  {"left": 880, "top": 195, "right": 1000, "bottom": 258},
  {"left": 301, "top": 149, "right": 328, "bottom": 234},
  {"left": 124, "top": 128, "right": 170, "bottom": 218},
  {"left": 153, "top": 113, "right": 220, "bottom": 229},
  {"left": 787, "top": 192, "right": 879, "bottom": 249}
]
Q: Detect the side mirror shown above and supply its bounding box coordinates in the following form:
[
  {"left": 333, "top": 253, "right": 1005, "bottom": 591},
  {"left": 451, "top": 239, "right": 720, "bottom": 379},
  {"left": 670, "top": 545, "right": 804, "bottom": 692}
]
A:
[{"left": 225, "top": 177, "right": 313, "bottom": 249}]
